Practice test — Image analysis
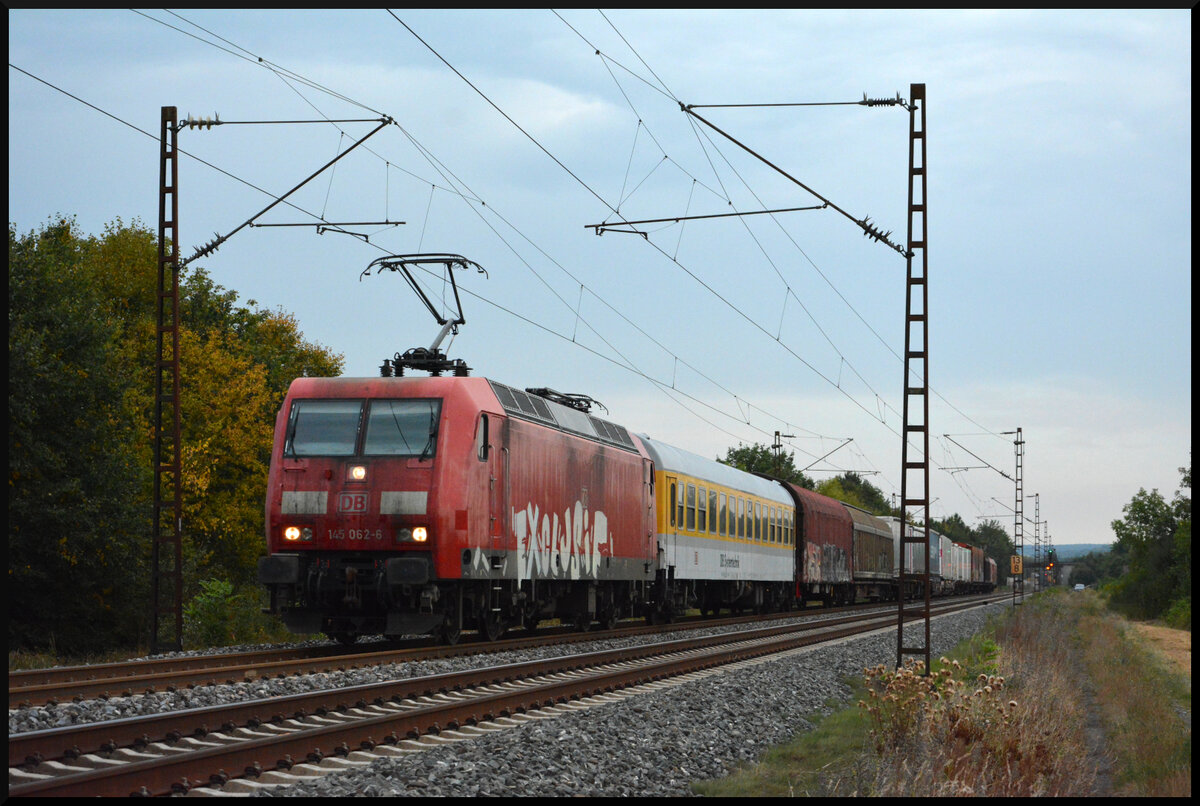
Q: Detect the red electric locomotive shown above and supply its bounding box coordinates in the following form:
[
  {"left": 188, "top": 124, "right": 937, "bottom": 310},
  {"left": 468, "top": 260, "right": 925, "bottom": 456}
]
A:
[{"left": 258, "top": 375, "right": 656, "bottom": 644}]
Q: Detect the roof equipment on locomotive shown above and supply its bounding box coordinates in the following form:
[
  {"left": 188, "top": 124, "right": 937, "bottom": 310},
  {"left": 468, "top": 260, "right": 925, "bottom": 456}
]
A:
[{"left": 361, "top": 253, "right": 486, "bottom": 377}]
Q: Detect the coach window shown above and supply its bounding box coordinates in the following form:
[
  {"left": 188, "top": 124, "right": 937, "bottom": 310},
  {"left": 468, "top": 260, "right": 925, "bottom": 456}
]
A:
[
  {"left": 697, "top": 486, "right": 707, "bottom": 532},
  {"left": 769, "top": 506, "right": 776, "bottom": 543},
  {"left": 737, "top": 497, "right": 745, "bottom": 538},
  {"left": 709, "top": 489, "right": 718, "bottom": 534},
  {"left": 756, "top": 501, "right": 763, "bottom": 542},
  {"left": 676, "top": 483, "right": 685, "bottom": 529},
  {"left": 719, "top": 493, "right": 727, "bottom": 536},
  {"left": 686, "top": 484, "right": 697, "bottom": 531},
  {"left": 669, "top": 482, "right": 677, "bottom": 527}
]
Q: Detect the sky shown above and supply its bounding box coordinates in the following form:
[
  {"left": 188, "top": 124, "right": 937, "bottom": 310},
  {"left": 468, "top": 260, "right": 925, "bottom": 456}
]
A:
[{"left": 8, "top": 9, "right": 1191, "bottom": 549}]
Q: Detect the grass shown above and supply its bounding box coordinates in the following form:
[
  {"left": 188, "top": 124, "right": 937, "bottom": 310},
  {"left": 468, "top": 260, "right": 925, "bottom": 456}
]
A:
[
  {"left": 694, "top": 589, "right": 1191, "bottom": 797},
  {"left": 1075, "top": 593, "right": 1191, "bottom": 796},
  {"left": 9, "top": 646, "right": 148, "bottom": 671}
]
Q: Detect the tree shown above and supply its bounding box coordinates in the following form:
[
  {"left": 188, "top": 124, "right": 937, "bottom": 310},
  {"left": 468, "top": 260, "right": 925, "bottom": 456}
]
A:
[
  {"left": 8, "top": 217, "right": 343, "bottom": 653},
  {"left": 814, "top": 475, "right": 891, "bottom": 514},
  {"left": 1109, "top": 462, "right": 1190, "bottom": 622},
  {"left": 1066, "top": 550, "right": 1125, "bottom": 587},
  {"left": 829, "top": 472, "right": 892, "bottom": 515},
  {"left": 719, "top": 442, "right": 814, "bottom": 489},
  {"left": 9, "top": 219, "right": 149, "bottom": 651},
  {"left": 933, "top": 513, "right": 972, "bottom": 543}
]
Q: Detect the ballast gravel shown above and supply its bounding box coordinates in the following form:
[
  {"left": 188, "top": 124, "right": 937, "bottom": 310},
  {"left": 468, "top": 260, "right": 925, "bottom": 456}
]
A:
[{"left": 9, "top": 602, "right": 1006, "bottom": 797}]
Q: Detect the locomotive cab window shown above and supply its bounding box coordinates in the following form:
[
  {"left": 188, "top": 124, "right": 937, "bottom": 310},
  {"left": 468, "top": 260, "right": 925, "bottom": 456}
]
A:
[
  {"left": 285, "top": 399, "right": 363, "bottom": 456},
  {"left": 364, "top": 399, "right": 442, "bottom": 457},
  {"left": 476, "top": 413, "right": 489, "bottom": 461}
]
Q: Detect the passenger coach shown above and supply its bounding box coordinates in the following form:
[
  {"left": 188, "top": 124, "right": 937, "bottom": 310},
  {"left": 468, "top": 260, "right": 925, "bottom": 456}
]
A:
[{"left": 638, "top": 436, "right": 795, "bottom": 618}]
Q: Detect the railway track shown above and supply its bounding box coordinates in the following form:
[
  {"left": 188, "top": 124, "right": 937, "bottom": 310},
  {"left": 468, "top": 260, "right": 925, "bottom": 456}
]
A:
[
  {"left": 8, "top": 594, "right": 1007, "bottom": 797},
  {"left": 10, "top": 596, "right": 995, "bottom": 709}
]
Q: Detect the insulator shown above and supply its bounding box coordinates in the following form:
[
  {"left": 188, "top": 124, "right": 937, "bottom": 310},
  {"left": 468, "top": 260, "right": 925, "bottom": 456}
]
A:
[
  {"left": 861, "top": 93, "right": 902, "bottom": 107},
  {"left": 183, "top": 114, "right": 222, "bottom": 130}
]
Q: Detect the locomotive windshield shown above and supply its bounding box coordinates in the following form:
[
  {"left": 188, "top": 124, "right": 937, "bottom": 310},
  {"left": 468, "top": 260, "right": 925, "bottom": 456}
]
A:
[
  {"left": 286, "top": 399, "right": 362, "bottom": 456},
  {"left": 284, "top": 398, "right": 441, "bottom": 457},
  {"left": 363, "top": 399, "right": 441, "bottom": 457}
]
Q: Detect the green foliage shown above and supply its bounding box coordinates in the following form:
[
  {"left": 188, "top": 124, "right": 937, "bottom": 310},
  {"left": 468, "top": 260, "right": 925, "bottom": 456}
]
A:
[
  {"left": 934, "top": 513, "right": 973, "bottom": 543},
  {"left": 719, "top": 442, "right": 815, "bottom": 489},
  {"left": 9, "top": 218, "right": 150, "bottom": 653},
  {"left": 1066, "top": 548, "right": 1126, "bottom": 587},
  {"left": 8, "top": 217, "right": 342, "bottom": 654},
  {"left": 816, "top": 472, "right": 892, "bottom": 515},
  {"left": 1108, "top": 462, "right": 1191, "bottom": 623},
  {"left": 1161, "top": 597, "right": 1190, "bottom": 631},
  {"left": 182, "top": 578, "right": 290, "bottom": 648}
]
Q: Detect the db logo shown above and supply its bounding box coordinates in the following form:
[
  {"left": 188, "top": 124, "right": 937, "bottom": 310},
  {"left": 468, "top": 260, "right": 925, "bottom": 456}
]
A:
[{"left": 337, "top": 492, "right": 368, "bottom": 513}]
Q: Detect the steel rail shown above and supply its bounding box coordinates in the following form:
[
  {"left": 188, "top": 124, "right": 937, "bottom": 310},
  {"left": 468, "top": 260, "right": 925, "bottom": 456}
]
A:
[
  {"left": 9, "top": 596, "right": 1006, "bottom": 797},
  {"left": 10, "top": 598, "right": 927, "bottom": 707}
]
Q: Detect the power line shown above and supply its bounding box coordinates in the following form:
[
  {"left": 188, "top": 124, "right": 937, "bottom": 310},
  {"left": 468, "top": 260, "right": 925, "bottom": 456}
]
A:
[
  {"left": 389, "top": 13, "right": 905, "bottom": 442},
  {"left": 556, "top": 11, "right": 1009, "bottom": 444},
  {"left": 8, "top": 59, "right": 841, "bottom": 464}
]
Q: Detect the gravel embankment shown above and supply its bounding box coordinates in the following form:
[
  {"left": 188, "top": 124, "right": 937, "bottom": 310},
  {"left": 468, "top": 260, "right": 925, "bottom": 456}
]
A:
[
  {"left": 9, "top": 603, "right": 1005, "bottom": 797},
  {"left": 259, "top": 604, "right": 1005, "bottom": 797}
]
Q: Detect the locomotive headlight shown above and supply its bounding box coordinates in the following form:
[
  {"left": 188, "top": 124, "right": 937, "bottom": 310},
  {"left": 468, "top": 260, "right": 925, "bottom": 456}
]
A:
[
  {"left": 283, "top": 526, "right": 312, "bottom": 541},
  {"left": 348, "top": 465, "right": 367, "bottom": 482},
  {"left": 395, "top": 527, "right": 428, "bottom": 543}
]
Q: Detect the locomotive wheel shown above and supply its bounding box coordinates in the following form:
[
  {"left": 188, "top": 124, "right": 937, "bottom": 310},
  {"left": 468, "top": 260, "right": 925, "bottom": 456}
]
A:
[
  {"left": 482, "top": 614, "right": 506, "bottom": 642},
  {"left": 331, "top": 631, "right": 358, "bottom": 646},
  {"left": 573, "top": 612, "right": 592, "bottom": 632},
  {"left": 600, "top": 608, "right": 619, "bottom": 631},
  {"left": 439, "top": 618, "right": 462, "bottom": 646}
]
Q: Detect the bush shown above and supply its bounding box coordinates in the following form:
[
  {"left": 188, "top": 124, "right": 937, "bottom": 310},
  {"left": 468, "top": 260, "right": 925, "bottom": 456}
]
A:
[
  {"left": 182, "top": 578, "right": 290, "bottom": 648},
  {"left": 1161, "top": 597, "right": 1190, "bottom": 631}
]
